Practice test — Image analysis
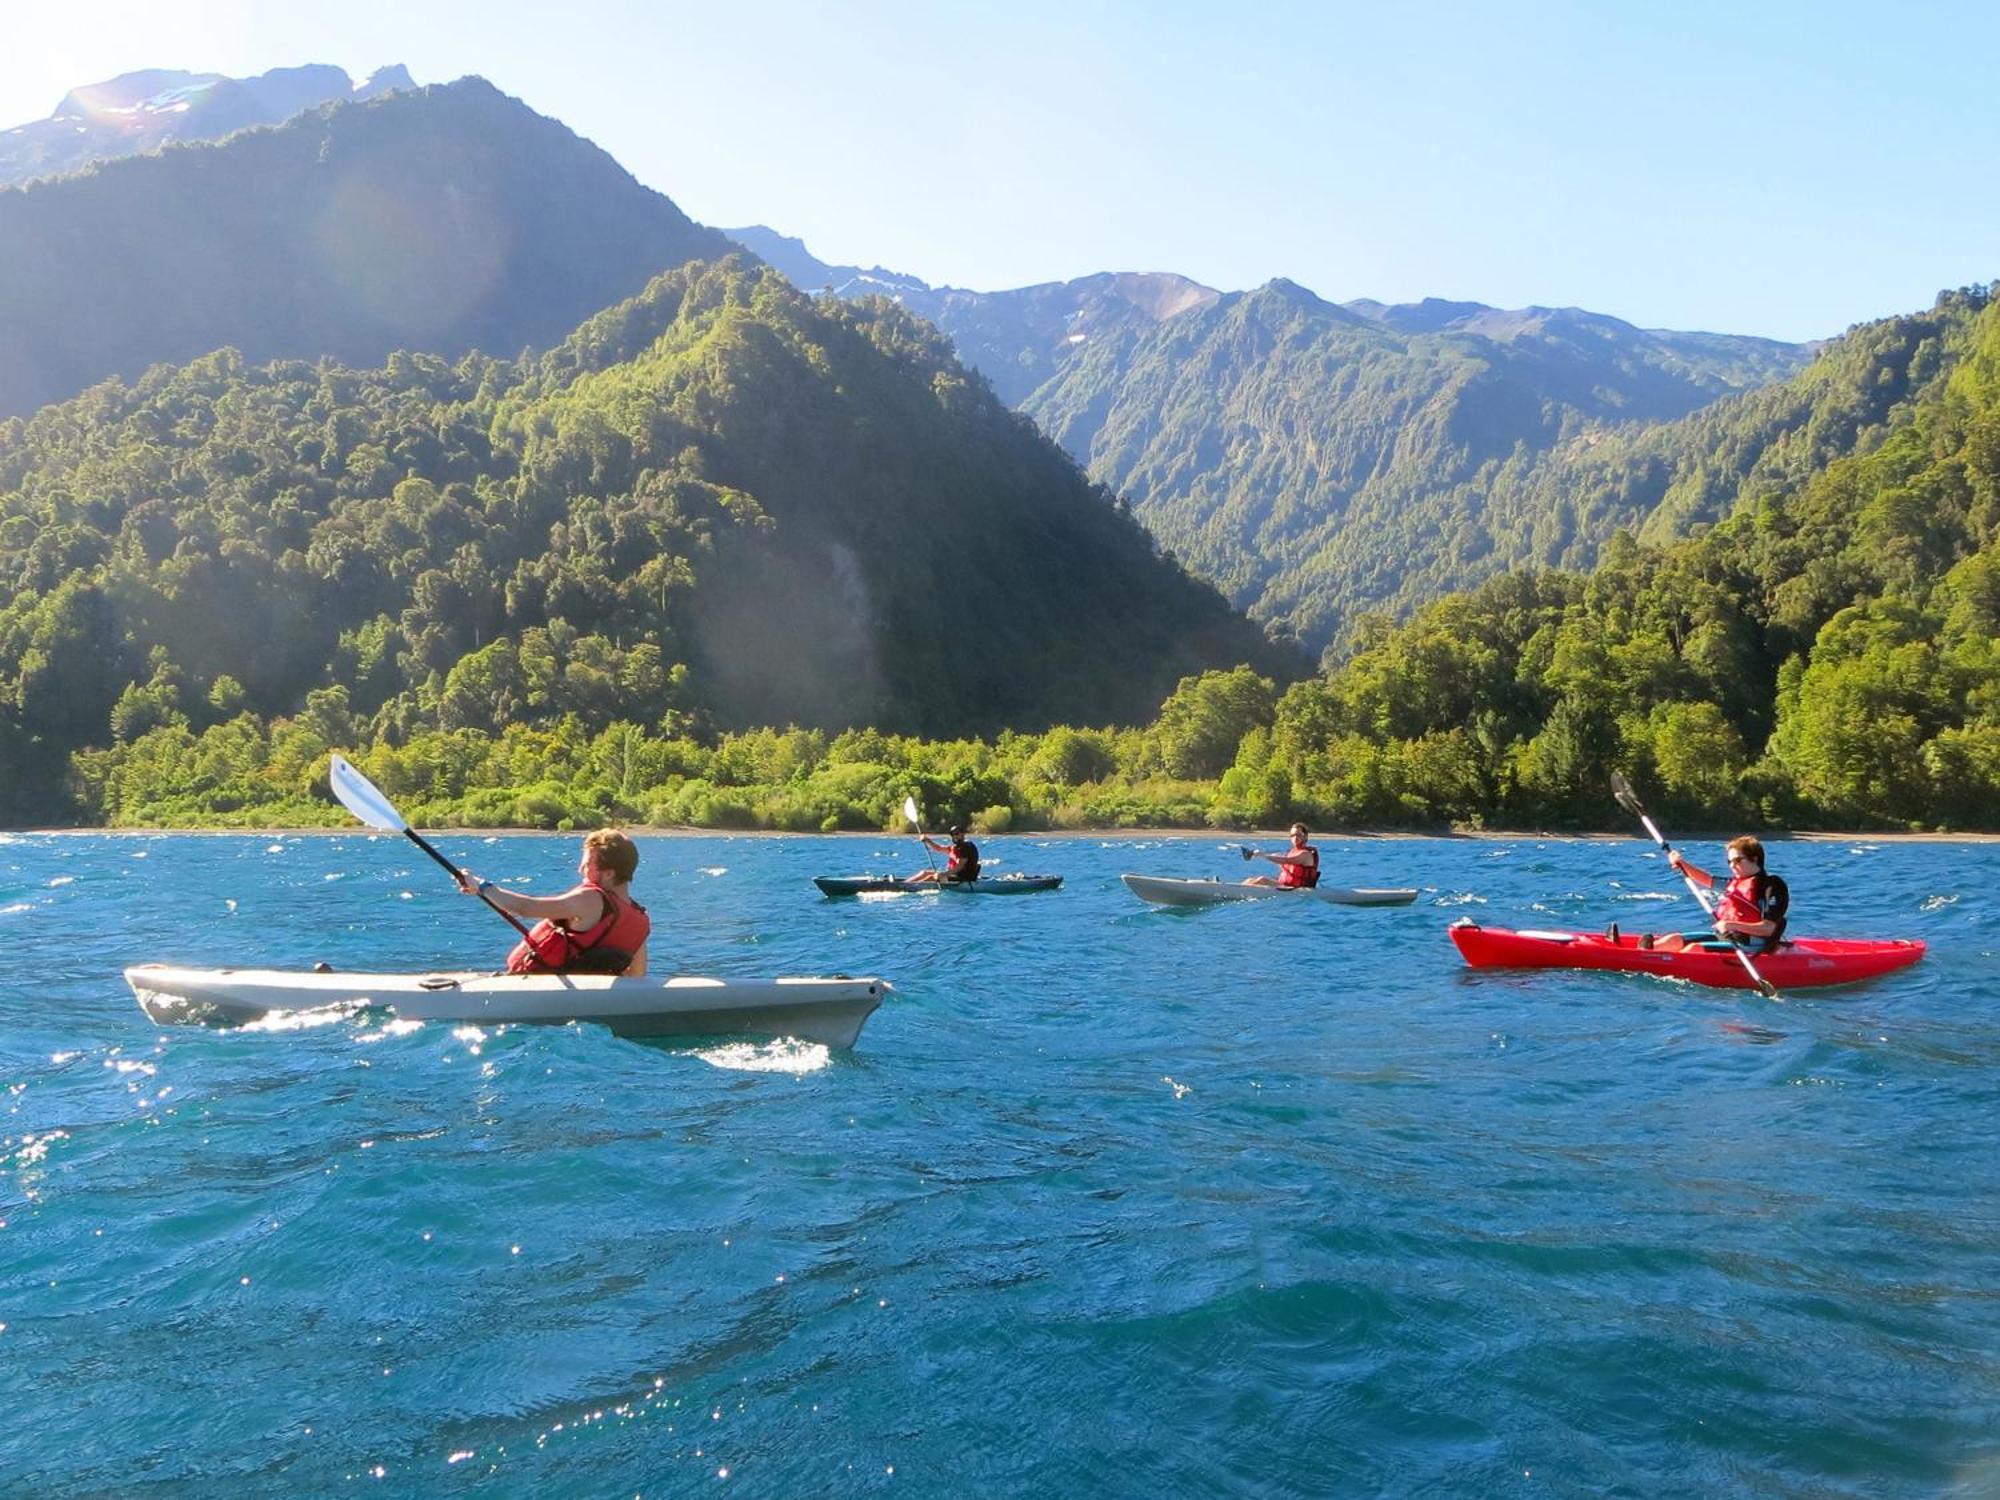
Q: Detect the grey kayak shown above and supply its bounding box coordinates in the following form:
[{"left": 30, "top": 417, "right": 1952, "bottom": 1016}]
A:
[
  {"left": 1120, "top": 874, "right": 1418, "bottom": 908},
  {"left": 126, "top": 964, "right": 887, "bottom": 1048},
  {"left": 813, "top": 874, "right": 1063, "bottom": 896}
]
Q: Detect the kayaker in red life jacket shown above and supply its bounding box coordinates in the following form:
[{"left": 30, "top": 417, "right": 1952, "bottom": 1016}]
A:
[
  {"left": 910, "top": 825, "right": 980, "bottom": 884},
  {"left": 1661, "top": 835, "right": 1789, "bottom": 953},
  {"left": 454, "top": 828, "right": 651, "bottom": 976},
  {"left": 1244, "top": 823, "right": 1321, "bottom": 888}
]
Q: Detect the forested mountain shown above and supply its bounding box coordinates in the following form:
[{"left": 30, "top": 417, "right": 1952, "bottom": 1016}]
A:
[
  {"left": 1244, "top": 289, "right": 1987, "bottom": 648},
  {"left": 1021, "top": 280, "right": 1813, "bottom": 651},
  {"left": 738, "top": 233, "right": 1812, "bottom": 647},
  {"left": 0, "top": 77, "right": 737, "bottom": 419},
  {"left": 0, "top": 257, "right": 1290, "bottom": 823},
  {"left": 0, "top": 64, "right": 415, "bottom": 188},
  {"left": 1223, "top": 281, "right": 2000, "bottom": 831},
  {"left": 60, "top": 283, "right": 1998, "bottom": 834}
]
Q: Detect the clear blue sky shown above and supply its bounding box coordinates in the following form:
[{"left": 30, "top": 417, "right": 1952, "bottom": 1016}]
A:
[{"left": 5, "top": 0, "right": 1993, "bottom": 341}]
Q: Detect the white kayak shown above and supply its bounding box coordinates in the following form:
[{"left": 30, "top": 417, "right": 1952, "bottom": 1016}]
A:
[
  {"left": 126, "top": 964, "right": 887, "bottom": 1049},
  {"left": 1120, "top": 874, "right": 1419, "bottom": 908}
]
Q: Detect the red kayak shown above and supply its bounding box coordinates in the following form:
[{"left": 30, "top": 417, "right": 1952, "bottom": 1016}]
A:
[{"left": 1449, "top": 920, "right": 1925, "bottom": 991}]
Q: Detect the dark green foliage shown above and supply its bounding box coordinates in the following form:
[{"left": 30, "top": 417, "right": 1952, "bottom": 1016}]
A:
[
  {"left": 52, "top": 282, "right": 2000, "bottom": 835},
  {"left": 1152, "top": 667, "right": 1277, "bottom": 779},
  {"left": 1013, "top": 281, "right": 1815, "bottom": 652},
  {"left": 0, "top": 257, "right": 1289, "bottom": 823},
  {"left": 0, "top": 78, "right": 738, "bottom": 419},
  {"left": 1237, "top": 289, "right": 2000, "bottom": 830}
]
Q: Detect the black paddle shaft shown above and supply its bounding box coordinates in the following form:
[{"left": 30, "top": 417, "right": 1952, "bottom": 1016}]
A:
[
  {"left": 401, "top": 827, "right": 536, "bottom": 941},
  {"left": 1609, "top": 773, "right": 1779, "bottom": 998}
]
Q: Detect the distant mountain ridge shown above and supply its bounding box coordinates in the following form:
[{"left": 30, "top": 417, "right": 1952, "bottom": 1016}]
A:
[
  {"left": 726, "top": 225, "right": 1223, "bottom": 405},
  {"left": 735, "top": 231, "right": 1814, "bottom": 649},
  {"left": 723, "top": 225, "right": 929, "bottom": 299},
  {"left": 0, "top": 78, "right": 738, "bottom": 419},
  {"left": 0, "top": 64, "right": 415, "bottom": 188}
]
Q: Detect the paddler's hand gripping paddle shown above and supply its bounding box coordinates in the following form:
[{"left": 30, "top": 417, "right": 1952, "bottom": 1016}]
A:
[
  {"left": 330, "top": 753, "right": 534, "bottom": 942},
  {"left": 1611, "top": 771, "right": 1779, "bottom": 999}
]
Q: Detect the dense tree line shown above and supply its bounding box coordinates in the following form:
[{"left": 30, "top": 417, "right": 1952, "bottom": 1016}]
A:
[
  {"left": 0, "top": 257, "right": 1283, "bottom": 825},
  {"left": 61, "top": 286, "right": 2000, "bottom": 833},
  {"left": 6, "top": 249, "right": 1994, "bottom": 833}
]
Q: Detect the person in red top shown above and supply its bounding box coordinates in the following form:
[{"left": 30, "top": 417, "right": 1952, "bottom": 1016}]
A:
[
  {"left": 455, "top": 828, "right": 651, "bottom": 975},
  {"left": 1663, "top": 835, "right": 1789, "bottom": 953},
  {"left": 1244, "top": 823, "right": 1320, "bottom": 888}
]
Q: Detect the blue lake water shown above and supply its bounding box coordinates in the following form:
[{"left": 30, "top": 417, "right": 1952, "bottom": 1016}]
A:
[{"left": 2, "top": 831, "right": 1996, "bottom": 1496}]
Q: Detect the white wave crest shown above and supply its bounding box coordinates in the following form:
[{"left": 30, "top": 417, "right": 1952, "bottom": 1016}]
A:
[{"left": 694, "top": 1038, "right": 830, "bottom": 1074}]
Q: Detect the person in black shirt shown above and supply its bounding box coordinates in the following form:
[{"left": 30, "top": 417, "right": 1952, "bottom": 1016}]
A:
[{"left": 911, "top": 825, "right": 980, "bottom": 884}]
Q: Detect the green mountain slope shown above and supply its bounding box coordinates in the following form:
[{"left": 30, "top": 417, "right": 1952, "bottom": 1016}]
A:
[
  {"left": 0, "top": 257, "right": 1293, "bottom": 822},
  {"left": 1245, "top": 289, "right": 1981, "bottom": 654},
  {"left": 1020, "top": 278, "right": 1812, "bottom": 652},
  {"left": 1239, "top": 282, "right": 2000, "bottom": 830},
  {"left": 734, "top": 235, "right": 1811, "bottom": 651},
  {"left": 0, "top": 77, "right": 736, "bottom": 419}
]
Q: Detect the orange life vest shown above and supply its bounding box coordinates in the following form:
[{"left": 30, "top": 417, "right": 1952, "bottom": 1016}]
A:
[{"left": 1277, "top": 844, "right": 1320, "bottom": 889}]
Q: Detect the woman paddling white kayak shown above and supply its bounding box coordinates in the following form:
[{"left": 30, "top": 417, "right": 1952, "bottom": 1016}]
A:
[{"left": 1241, "top": 822, "right": 1321, "bottom": 888}]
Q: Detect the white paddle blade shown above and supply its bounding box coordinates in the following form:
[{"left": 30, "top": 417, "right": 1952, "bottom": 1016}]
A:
[
  {"left": 902, "top": 795, "right": 922, "bottom": 830},
  {"left": 329, "top": 753, "right": 407, "bottom": 833}
]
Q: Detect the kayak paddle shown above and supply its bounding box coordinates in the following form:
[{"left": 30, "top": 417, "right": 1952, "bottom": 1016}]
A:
[
  {"left": 1610, "top": 771, "right": 1779, "bottom": 999},
  {"left": 329, "top": 753, "right": 535, "bottom": 942},
  {"left": 903, "top": 794, "right": 938, "bottom": 877}
]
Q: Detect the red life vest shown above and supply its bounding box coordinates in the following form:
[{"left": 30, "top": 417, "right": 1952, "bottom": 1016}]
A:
[
  {"left": 1719, "top": 871, "right": 1788, "bottom": 951},
  {"left": 506, "top": 883, "right": 651, "bottom": 975},
  {"left": 1277, "top": 844, "right": 1320, "bottom": 889}
]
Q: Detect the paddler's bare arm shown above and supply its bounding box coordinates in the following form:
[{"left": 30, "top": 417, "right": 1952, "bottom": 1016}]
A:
[
  {"left": 1666, "top": 851, "right": 1714, "bottom": 887},
  {"left": 454, "top": 872, "right": 604, "bottom": 926}
]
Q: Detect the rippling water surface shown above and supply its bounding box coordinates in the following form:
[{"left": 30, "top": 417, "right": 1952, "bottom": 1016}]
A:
[{"left": 2, "top": 832, "right": 1996, "bottom": 1496}]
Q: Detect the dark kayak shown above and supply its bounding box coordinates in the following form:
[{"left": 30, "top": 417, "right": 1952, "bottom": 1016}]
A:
[
  {"left": 814, "top": 874, "right": 1062, "bottom": 897},
  {"left": 1449, "top": 920, "right": 1925, "bottom": 991}
]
